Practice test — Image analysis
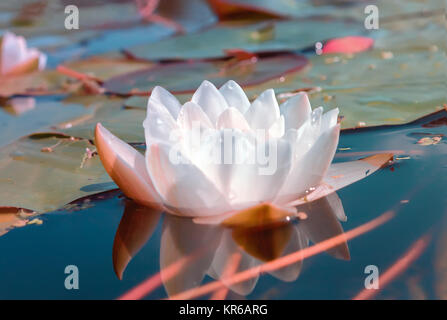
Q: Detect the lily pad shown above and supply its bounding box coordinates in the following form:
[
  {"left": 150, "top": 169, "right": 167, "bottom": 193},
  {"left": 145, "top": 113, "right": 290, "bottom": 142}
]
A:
[
  {"left": 128, "top": 19, "right": 365, "bottom": 60},
  {"left": 0, "top": 97, "right": 95, "bottom": 147},
  {"left": 0, "top": 133, "right": 114, "bottom": 213},
  {"left": 104, "top": 53, "right": 309, "bottom": 95}
]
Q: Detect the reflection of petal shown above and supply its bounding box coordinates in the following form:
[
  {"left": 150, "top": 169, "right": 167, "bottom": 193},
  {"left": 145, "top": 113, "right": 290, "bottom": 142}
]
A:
[
  {"left": 232, "top": 223, "right": 293, "bottom": 262},
  {"left": 112, "top": 201, "right": 162, "bottom": 280},
  {"left": 299, "top": 193, "right": 350, "bottom": 260},
  {"left": 160, "top": 215, "right": 222, "bottom": 296},
  {"left": 95, "top": 123, "right": 163, "bottom": 208},
  {"left": 209, "top": 229, "right": 260, "bottom": 296},
  {"left": 268, "top": 225, "right": 308, "bottom": 282}
]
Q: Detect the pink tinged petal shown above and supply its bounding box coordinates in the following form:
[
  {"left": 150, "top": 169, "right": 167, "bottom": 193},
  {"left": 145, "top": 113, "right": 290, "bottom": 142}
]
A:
[
  {"left": 177, "top": 101, "right": 213, "bottom": 130},
  {"left": 1, "top": 32, "right": 44, "bottom": 75},
  {"left": 268, "top": 226, "right": 308, "bottom": 282},
  {"left": 268, "top": 115, "right": 285, "bottom": 139},
  {"left": 323, "top": 153, "right": 393, "bottom": 196},
  {"left": 95, "top": 123, "right": 163, "bottom": 208},
  {"left": 299, "top": 193, "right": 350, "bottom": 260},
  {"left": 219, "top": 80, "right": 250, "bottom": 114},
  {"left": 191, "top": 80, "right": 228, "bottom": 124},
  {"left": 1, "top": 32, "right": 24, "bottom": 74},
  {"left": 143, "top": 94, "right": 179, "bottom": 146},
  {"left": 145, "top": 143, "right": 230, "bottom": 217},
  {"left": 160, "top": 215, "right": 223, "bottom": 296},
  {"left": 244, "top": 89, "right": 280, "bottom": 130},
  {"left": 208, "top": 230, "right": 260, "bottom": 296},
  {"left": 216, "top": 107, "right": 252, "bottom": 131},
  {"left": 286, "top": 153, "right": 394, "bottom": 207},
  {"left": 280, "top": 92, "right": 312, "bottom": 130},
  {"left": 276, "top": 124, "right": 340, "bottom": 204},
  {"left": 321, "top": 108, "right": 339, "bottom": 132},
  {"left": 150, "top": 86, "right": 181, "bottom": 118},
  {"left": 113, "top": 202, "right": 162, "bottom": 280}
]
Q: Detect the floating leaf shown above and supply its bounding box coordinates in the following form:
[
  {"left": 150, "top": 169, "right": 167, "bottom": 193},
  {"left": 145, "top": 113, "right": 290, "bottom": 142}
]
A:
[
  {"left": 128, "top": 19, "right": 363, "bottom": 60},
  {"left": 0, "top": 133, "right": 115, "bottom": 213},
  {"left": 104, "top": 53, "right": 308, "bottom": 95}
]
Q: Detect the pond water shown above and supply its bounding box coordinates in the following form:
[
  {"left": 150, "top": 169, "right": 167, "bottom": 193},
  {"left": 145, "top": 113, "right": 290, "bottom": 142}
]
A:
[{"left": 0, "top": 0, "right": 445, "bottom": 300}]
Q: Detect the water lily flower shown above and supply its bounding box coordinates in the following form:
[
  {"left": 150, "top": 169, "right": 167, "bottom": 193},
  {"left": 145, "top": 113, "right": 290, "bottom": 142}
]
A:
[
  {"left": 0, "top": 31, "right": 47, "bottom": 76},
  {"left": 95, "top": 80, "right": 392, "bottom": 218}
]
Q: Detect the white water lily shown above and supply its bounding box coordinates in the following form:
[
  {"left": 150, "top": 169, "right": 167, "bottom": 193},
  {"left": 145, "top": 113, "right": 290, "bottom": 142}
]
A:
[
  {"left": 95, "top": 80, "right": 392, "bottom": 218},
  {"left": 0, "top": 31, "right": 46, "bottom": 76}
]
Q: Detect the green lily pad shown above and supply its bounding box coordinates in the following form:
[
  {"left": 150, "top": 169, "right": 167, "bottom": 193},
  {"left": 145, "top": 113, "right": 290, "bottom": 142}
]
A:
[
  {"left": 128, "top": 19, "right": 363, "bottom": 60},
  {"left": 0, "top": 98, "right": 95, "bottom": 147},
  {"left": 0, "top": 133, "right": 115, "bottom": 213}
]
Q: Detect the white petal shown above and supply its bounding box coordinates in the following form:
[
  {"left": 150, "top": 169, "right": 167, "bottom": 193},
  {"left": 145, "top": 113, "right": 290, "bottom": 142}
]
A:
[
  {"left": 268, "top": 115, "right": 285, "bottom": 139},
  {"left": 143, "top": 94, "right": 179, "bottom": 146},
  {"left": 145, "top": 143, "right": 230, "bottom": 216},
  {"left": 244, "top": 89, "right": 280, "bottom": 130},
  {"left": 321, "top": 108, "right": 339, "bottom": 132},
  {"left": 150, "top": 86, "right": 181, "bottom": 118},
  {"left": 213, "top": 131, "right": 292, "bottom": 206},
  {"left": 177, "top": 101, "right": 213, "bottom": 130},
  {"left": 216, "top": 107, "right": 251, "bottom": 131},
  {"left": 276, "top": 124, "right": 340, "bottom": 204},
  {"left": 191, "top": 80, "right": 228, "bottom": 124},
  {"left": 95, "top": 123, "right": 162, "bottom": 208},
  {"left": 288, "top": 106, "right": 324, "bottom": 161},
  {"left": 219, "top": 80, "right": 250, "bottom": 114},
  {"left": 280, "top": 92, "right": 312, "bottom": 130},
  {"left": 160, "top": 215, "right": 223, "bottom": 296}
]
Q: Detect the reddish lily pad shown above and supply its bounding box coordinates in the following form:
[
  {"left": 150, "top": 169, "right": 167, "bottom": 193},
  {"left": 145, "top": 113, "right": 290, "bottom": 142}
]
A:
[{"left": 104, "top": 53, "right": 309, "bottom": 95}]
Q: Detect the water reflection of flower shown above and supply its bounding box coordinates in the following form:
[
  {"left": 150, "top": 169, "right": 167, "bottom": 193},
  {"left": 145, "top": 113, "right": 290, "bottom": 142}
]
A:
[{"left": 113, "top": 192, "right": 350, "bottom": 298}]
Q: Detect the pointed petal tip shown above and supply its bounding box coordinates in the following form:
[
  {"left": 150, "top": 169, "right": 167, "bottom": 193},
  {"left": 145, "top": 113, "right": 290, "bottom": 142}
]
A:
[{"left": 360, "top": 153, "right": 394, "bottom": 168}]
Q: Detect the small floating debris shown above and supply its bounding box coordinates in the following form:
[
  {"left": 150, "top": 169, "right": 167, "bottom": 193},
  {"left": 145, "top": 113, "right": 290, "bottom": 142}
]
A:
[
  {"left": 417, "top": 136, "right": 442, "bottom": 146},
  {"left": 381, "top": 51, "right": 394, "bottom": 60},
  {"left": 27, "top": 218, "right": 43, "bottom": 225}
]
